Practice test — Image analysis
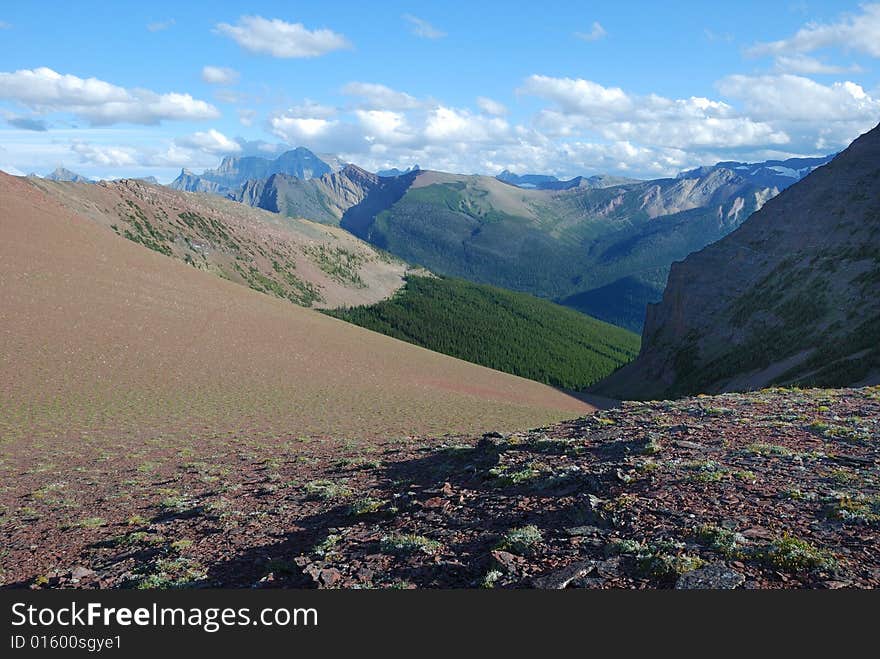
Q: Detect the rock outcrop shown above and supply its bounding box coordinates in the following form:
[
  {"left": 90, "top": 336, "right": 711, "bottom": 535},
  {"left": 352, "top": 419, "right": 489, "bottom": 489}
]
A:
[{"left": 598, "top": 123, "right": 880, "bottom": 399}]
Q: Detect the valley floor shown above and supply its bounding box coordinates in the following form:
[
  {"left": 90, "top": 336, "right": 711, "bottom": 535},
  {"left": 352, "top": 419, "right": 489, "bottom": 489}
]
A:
[{"left": 2, "top": 386, "right": 878, "bottom": 589}]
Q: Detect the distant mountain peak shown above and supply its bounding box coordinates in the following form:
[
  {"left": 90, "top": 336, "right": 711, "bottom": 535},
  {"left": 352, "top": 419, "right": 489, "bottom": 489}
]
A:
[
  {"left": 45, "top": 166, "right": 92, "bottom": 183},
  {"left": 376, "top": 164, "right": 420, "bottom": 177},
  {"left": 169, "top": 147, "right": 336, "bottom": 194},
  {"left": 675, "top": 154, "right": 835, "bottom": 192}
]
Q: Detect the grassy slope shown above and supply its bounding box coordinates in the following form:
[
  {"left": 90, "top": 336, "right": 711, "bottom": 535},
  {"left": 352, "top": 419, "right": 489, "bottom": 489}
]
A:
[
  {"left": 326, "top": 276, "right": 640, "bottom": 389},
  {"left": 0, "top": 173, "right": 595, "bottom": 451}
]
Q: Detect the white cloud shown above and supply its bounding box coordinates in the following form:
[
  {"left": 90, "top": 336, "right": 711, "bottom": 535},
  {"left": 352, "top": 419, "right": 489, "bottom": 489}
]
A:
[
  {"left": 201, "top": 66, "right": 240, "bottom": 86},
  {"left": 175, "top": 129, "right": 242, "bottom": 155},
  {"left": 0, "top": 67, "right": 219, "bottom": 125},
  {"left": 773, "top": 54, "right": 861, "bottom": 75},
  {"left": 716, "top": 73, "right": 880, "bottom": 152},
  {"left": 146, "top": 19, "right": 175, "bottom": 32},
  {"left": 477, "top": 96, "right": 507, "bottom": 116},
  {"left": 342, "top": 82, "right": 421, "bottom": 110},
  {"left": 215, "top": 15, "right": 351, "bottom": 58},
  {"left": 0, "top": 21, "right": 11, "bottom": 30},
  {"left": 575, "top": 21, "right": 606, "bottom": 42},
  {"left": 717, "top": 74, "right": 879, "bottom": 122},
  {"left": 403, "top": 14, "right": 446, "bottom": 39},
  {"left": 70, "top": 141, "right": 139, "bottom": 167},
  {"left": 268, "top": 105, "right": 367, "bottom": 153},
  {"left": 238, "top": 109, "right": 256, "bottom": 126},
  {"left": 424, "top": 106, "right": 510, "bottom": 142},
  {"left": 521, "top": 75, "right": 632, "bottom": 117},
  {"left": 522, "top": 74, "right": 789, "bottom": 149},
  {"left": 748, "top": 3, "right": 880, "bottom": 57},
  {"left": 355, "top": 109, "right": 415, "bottom": 145}
]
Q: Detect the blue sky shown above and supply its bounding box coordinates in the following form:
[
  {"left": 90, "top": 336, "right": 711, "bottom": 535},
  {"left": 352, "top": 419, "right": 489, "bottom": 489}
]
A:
[{"left": 1, "top": 1, "right": 878, "bottom": 181}]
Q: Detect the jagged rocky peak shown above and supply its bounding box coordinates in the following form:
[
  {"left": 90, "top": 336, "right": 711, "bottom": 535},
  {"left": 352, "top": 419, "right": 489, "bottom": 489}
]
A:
[{"left": 45, "top": 166, "right": 92, "bottom": 183}]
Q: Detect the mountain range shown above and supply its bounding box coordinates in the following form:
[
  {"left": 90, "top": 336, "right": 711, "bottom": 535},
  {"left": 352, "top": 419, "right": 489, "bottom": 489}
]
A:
[
  {"left": 599, "top": 124, "right": 880, "bottom": 398},
  {"left": 169, "top": 147, "right": 340, "bottom": 195},
  {"left": 171, "top": 147, "right": 827, "bottom": 331},
  {"left": 496, "top": 170, "right": 639, "bottom": 190}
]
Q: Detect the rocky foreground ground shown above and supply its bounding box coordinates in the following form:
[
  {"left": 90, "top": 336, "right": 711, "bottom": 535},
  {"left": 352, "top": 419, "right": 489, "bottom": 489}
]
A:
[{"left": 3, "top": 387, "right": 879, "bottom": 589}]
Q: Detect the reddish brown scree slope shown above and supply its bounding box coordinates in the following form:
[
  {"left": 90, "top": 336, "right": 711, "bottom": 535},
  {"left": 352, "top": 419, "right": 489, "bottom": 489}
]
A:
[{"left": 0, "top": 170, "right": 591, "bottom": 445}]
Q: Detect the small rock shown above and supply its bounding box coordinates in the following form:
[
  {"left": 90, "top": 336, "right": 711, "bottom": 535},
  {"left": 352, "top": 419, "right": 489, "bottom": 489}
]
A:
[
  {"left": 672, "top": 440, "right": 706, "bottom": 450},
  {"left": 423, "top": 497, "right": 447, "bottom": 509},
  {"left": 491, "top": 550, "right": 521, "bottom": 574},
  {"left": 302, "top": 562, "right": 324, "bottom": 584},
  {"left": 70, "top": 566, "right": 95, "bottom": 580},
  {"left": 596, "top": 557, "right": 621, "bottom": 579},
  {"left": 532, "top": 561, "right": 595, "bottom": 589},
  {"left": 318, "top": 568, "right": 342, "bottom": 589},
  {"left": 676, "top": 564, "right": 745, "bottom": 590}
]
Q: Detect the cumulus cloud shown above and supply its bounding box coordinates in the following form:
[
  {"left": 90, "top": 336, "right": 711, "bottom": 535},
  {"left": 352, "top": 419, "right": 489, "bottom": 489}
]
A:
[
  {"left": 201, "top": 66, "right": 240, "bottom": 85},
  {"left": 748, "top": 3, "right": 880, "bottom": 57},
  {"left": 575, "top": 22, "right": 607, "bottom": 42},
  {"left": 0, "top": 67, "right": 219, "bottom": 125},
  {"left": 342, "top": 82, "right": 421, "bottom": 110},
  {"left": 717, "top": 73, "right": 880, "bottom": 151},
  {"left": 267, "top": 105, "right": 367, "bottom": 153},
  {"left": 175, "top": 129, "right": 242, "bottom": 155},
  {"left": 521, "top": 74, "right": 788, "bottom": 149},
  {"left": 424, "top": 106, "right": 510, "bottom": 142},
  {"left": 717, "top": 74, "right": 879, "bottom": 122},
  {"left": 476, "top": 96, "right": 507, "bottom": 116},
  {"left": 403, "top": 14, "right": 446, "bottom": 39},
  {"left": 520, "top": 75, "right": 632, "bottom": 116},
  {"left": 70, "top": 141, "right": 139, "bottom": 167},
  {"left": 215, "top": 16, "right": 351, "bottom": 58}
]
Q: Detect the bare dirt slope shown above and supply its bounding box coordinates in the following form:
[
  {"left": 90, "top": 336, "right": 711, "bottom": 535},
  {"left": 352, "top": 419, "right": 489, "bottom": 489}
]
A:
[
  {"left": 26, "top": 175, "right": 410, "bottom": 310},
  {"left": 0, "top": 171, "right": 592, "bottom": 444}
]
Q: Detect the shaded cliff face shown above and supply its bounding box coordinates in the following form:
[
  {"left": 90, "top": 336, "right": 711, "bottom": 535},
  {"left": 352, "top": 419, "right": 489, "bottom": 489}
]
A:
[
  {"left": 231, "top": 165, "right": 383, "bottom": 225},
  {"left": 598, "top": 124, "right": 880, "bottom": 399}
]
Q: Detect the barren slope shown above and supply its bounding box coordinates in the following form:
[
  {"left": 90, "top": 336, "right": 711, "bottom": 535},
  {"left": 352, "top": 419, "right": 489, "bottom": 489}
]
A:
[{"left": 0, "top": 171, "right": 592, "bottom": 450}]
